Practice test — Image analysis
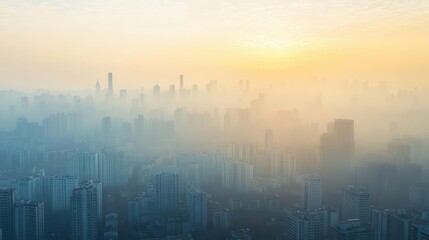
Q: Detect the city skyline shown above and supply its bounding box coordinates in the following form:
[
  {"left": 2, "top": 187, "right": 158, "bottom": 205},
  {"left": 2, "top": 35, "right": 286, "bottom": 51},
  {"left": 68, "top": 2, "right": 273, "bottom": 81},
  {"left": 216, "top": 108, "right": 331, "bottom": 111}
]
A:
[
  {"left": 1, "top": 0, "right": 429, "bottom": 89},
  {"left": 1, "top": 1, "right": 429, "bottom": 240}
]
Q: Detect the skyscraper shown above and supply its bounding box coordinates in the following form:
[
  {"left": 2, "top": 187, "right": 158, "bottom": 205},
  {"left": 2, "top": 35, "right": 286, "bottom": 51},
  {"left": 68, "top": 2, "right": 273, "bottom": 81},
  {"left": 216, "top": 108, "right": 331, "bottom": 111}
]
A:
[
  {"left": 48, "top": 175, "right": 78, "bottom": 213},
  {"left": 69, "top": 181, "right": 102, "bottom": 240},
  {"left": 186, "top": 185, "right": 208, "bottom": 232},
  {"left": 100, "top": 150, "right": 125, "bottom": 189},
  {"left": 341, "top": 185, "right": 370, "bottom": 223},
  {"left": 14, "top": 200, "right": 44, "bottom": 240},
  {"left": 265, "top": 129, "right": 273, "bottom": 150},
  {"left": 155, "top": 173, "right": 179, "bottom": 216},
  {"left": 0, "top": 188, "right": 15, "bottom": 240},
  {"left": 68, "top": 152, "right": 101, "bottom": 182},
  {"left": 95, "top": 80, "right": 101, "bottom": 95},
  {"left": 320, "top": 119, "right": 355, "bottom": 192},
  {"left": 287, "top": 210, "right": 324, "bottom": 240},
  {"left": 301, "top": 174, "right": 322, "bottom": 211},
  {"left": 180, "top": 74, "right": 184, "bottom": 93},
  {"left": 108, "top": 72, "right": 113, "bottom": 95},
  {"left": 153, "top": 84, "right": 161, "bottom": 96}
]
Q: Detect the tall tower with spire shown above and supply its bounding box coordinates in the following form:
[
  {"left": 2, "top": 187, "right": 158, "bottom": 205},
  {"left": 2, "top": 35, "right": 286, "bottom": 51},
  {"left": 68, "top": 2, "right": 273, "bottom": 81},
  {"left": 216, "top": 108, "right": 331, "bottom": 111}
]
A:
[{"left": 95, "top": 80, "right": 101, "bottom": 95}]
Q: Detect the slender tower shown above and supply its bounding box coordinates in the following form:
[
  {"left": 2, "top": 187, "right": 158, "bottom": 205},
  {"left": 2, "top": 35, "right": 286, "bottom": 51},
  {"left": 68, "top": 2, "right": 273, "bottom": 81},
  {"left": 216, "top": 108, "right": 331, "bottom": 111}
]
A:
[{"left": 108, "top": 72, "right": 113, "bottom": 95}]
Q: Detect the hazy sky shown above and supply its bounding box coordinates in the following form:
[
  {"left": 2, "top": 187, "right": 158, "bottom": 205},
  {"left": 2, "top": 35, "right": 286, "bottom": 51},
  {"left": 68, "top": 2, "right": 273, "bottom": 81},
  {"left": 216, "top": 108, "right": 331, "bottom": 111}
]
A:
[{"left": 0, "top": 0, "right": 428, "bottom": 90}]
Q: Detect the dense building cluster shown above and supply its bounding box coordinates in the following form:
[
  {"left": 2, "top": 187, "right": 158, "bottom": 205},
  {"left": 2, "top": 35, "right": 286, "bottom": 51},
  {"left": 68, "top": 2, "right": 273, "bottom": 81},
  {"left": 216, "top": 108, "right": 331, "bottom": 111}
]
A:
[{"left": 0, "top": 73, "right": 428, "bottom": 240}]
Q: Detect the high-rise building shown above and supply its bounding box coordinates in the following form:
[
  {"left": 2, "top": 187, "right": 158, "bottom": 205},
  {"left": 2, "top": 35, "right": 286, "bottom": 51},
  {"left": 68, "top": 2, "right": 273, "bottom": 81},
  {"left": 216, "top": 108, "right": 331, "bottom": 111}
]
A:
[
  {"left": 287, "top": 210, "right": 324, "bottom": 240},
  {"left": 155, "top": 173, "right": 179, "bottom": 216},
  {"left": 100, "top": 150, "right": 125, "bottom": 189},
  {"left": 95, "top": 80, "right": 101, "bottom": 95},
  {"left": 331, "top": 219, "right": 375, "bottom": 240},
  {"left": 180, "top": 74, "right": 184, "bottom": 93},
  {"left": 213, "top": 208, "right": 231, "bottom": 230},
  {"left": 69, "top": 181, "right": 102, "bottom": 240},
  {"left": 371, "top": 207, "right": 389, "bottom": 240},
  {"left": 386, "top": 210, "right": 413, "bottom": 240},
  {"left": 48, "top": 175, "right": 78, "bottom": 213},
  {"left": 68, "top": 152, "right": 101, "bottom": 182},
  {"left": 169, "top": 85, "right": 176, "bottom": 97},
  {"left": 119, "top": 89, "right": 127, "bottom": 100},
  {"left": 108, "top": 72, "right": 113, "bottom": 95},
  {"left": 14, "top": 200, "right": 44, "bottom": 240},
  {"left": 341, "top": 185, "right": 370, "bottom": 223},
  {"left": 0, "top": 188, "right": 15, "bottom": 240},
  {"left": 186, "top": 185, "right": 208, "bottom": 232},
  {"left": 320, "top": 119, "right": 355, "bottom": 192},
  {"left": 301, "top": 174, "right": 322, "bottom": 211},
  {"left": 265, "top": 129, "right": 273, "bottom": 149},
  {"left": 153, "top": 84, "right": 161, "bottom": 96}
]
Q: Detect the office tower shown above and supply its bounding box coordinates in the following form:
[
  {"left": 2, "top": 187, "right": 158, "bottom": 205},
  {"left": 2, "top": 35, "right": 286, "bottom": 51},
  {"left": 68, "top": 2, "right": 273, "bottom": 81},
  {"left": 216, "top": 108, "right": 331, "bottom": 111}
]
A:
[
  {"left": 100, "top": 150, "right": 125, "bottom": 189},
  {"left": 213, "top": 208, "right": 231, "bottom": 230},
  {"left": 108, "top": 72, "right": 113, "bottom": 95},
  {"left": 320, "top": 119, "right": 355, "bottom": 192},
  {"left": 265, "top": 129, "right": 273, "bottom": 149},
  {"left": 49, "top": 175, "right": 78, "bottom": 212},
  {"left": 341, "top": 185, "right": 370, "bottom": 223},
  {"left": 68, "top": 152, "right": 101, "bottom": 182},
  {"left": 14, "top": 200, "right": 44, "bottom": 240},
  {"left": 119, "top": 89, "right": 127, "bottom": 100},
  {"left": 371, "top": 207, "right": 388, "bottom": 240},
  {"left": 95, "top": 80, "right": 101, "bottom": 95},
  {"left": 180, "top": 74, "right": 184, "bottom": 93},
  {"left": 186, "top": 185, "right": 208, "bottom": 232},
  {"left": 301, "top": 174, "right": 322, "bottom": 211},
  {"left": 169, "top": 85, "right": 176, "bottom": 97},
  {"left": 153, "top": 84, "right": 161, "bottom": 96},
  {"left": 70, "top": 181, "right": 102, "bottom": 240},
  {"left": 386, "top": 210, "right": 413, "bottom": 240},
  {"left": 0, "top": 188, "right": 15, "bottom": 240},
  {"left": 155, "top": 173, "right": 179, "bottom": 216},
  {"left": 287, "top": 210, "right": 323, "bottom": 240},
  {"left": 134, "top": 114, "right": 144, "bottom": 140},
  {"left": 331, "top": 219, "right": 375, "bottom": 240},
  {"left": 102, "top": 116, "right": 112, "bottom": 139}
]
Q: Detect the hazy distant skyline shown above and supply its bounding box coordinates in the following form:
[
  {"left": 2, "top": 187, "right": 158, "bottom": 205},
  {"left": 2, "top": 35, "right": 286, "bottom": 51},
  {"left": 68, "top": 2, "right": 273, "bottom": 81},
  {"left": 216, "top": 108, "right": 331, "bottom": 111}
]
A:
[{"left": 0, "top": 0, "right": 428, "bottom": 90}]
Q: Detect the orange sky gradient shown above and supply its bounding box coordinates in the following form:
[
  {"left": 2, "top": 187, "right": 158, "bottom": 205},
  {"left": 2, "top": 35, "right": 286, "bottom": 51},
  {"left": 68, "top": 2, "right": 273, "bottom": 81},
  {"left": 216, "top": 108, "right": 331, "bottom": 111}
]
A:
[{"left": 0, "top": 0, "right": 428, "bottom": 90}]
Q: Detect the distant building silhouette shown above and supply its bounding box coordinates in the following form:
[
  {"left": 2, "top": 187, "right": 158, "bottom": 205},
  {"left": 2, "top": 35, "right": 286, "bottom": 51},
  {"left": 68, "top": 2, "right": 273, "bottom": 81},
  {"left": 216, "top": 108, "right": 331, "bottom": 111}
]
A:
[
  {"left": 108, "top": 72, "right": 113, "bottom": 96},
  {"left": 320, "top": 119, "right": 355, "bottom": 193},
  {"left": 155, "top": 173, "right": 179, "bottom": 216}
]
